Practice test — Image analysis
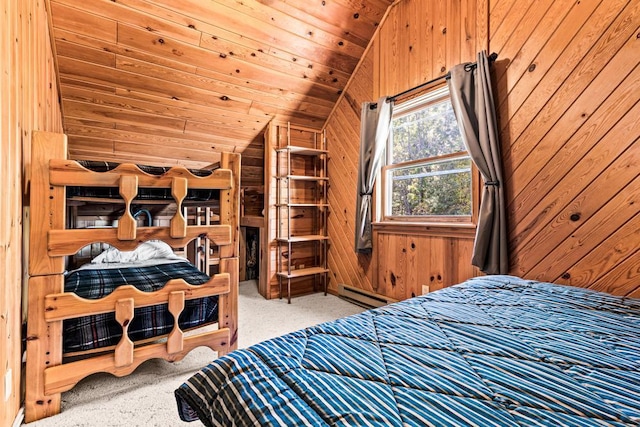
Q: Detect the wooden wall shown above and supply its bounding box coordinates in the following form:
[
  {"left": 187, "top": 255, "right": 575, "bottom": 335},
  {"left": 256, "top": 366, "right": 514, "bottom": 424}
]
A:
[
  {"left": 1, "top": 0, "right": 63, "bottom": 425},
  {"left": 324, "top": 0, "right": 486, "bottom": 298},
  {"left": 325, "top": 0, "right": 639, "bottom": 298},
  {"left": 240, "top": 134, "right": 265, "bottom": 222},
  {"left": 241, "top": 134, "right": 264, "bottom": 189},
  {"left": 493, "top": 0, "right": 640, "bottom": 296},
  {"left": 324, "top": 48, "right": 377, "bottom": 294}
]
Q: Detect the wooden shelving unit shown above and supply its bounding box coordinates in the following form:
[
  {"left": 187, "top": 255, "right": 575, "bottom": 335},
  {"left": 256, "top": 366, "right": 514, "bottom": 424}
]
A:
[{"left": 274, "top": 124, "right": 329, "bottom": 303}]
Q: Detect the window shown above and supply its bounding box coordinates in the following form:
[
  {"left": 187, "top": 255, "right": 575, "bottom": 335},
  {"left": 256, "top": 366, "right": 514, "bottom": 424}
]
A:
[{"left": 382, "top": 86, "right": 474, "bottom": 222}]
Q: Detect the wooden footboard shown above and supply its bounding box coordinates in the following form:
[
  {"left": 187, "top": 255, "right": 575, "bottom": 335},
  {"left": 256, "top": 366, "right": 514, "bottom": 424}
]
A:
[
  {"left": 43, "top": 270, "right": 233, "bottom": 395},
  {"left": 25, "top": 131, "right": 240, "bottom": 422}
]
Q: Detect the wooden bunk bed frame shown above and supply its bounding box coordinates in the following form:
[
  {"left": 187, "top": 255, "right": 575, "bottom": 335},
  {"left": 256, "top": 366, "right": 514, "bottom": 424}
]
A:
[{"left": 25, "top": 131, "right": 240, "bottom": 422}]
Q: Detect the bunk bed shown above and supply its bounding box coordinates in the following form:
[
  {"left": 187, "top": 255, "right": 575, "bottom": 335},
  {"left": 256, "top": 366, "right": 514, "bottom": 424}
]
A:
[
  {"left": 176, "top": 275, "right": 640, "bottom": 426},
  {"left": 25, "top": 131, "right": 240, "bottom": 422}
]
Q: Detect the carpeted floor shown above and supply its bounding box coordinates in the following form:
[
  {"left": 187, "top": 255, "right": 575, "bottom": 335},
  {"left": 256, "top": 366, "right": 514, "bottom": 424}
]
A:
[{"left": 24, "top": 280, "right": 364, "bottom": 426}]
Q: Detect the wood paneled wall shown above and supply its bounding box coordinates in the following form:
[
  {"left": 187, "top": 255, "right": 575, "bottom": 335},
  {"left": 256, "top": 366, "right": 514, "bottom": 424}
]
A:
[
  {"left": 324, "top": 0, "right": 486, "bottom": 297},
  {"left": 241, "top": 134, "right": 264, "bottom": 189},
  {"left": 492, "top": 0, "right": 640, "bottom": 296},
  {"left": 326, "top": 0, "right": 639, "bottom": 299},
  {"left": 324, "top": 48, "right": 377, "bottom": 294},
  {"left": 1, "top": 0, "right": 63, "bottom": 425}
]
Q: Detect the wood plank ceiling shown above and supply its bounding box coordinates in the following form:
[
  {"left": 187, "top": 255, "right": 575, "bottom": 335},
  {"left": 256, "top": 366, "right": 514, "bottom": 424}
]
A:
[{"left": 48, "top": 0, "right": 393, "bottom": 167}]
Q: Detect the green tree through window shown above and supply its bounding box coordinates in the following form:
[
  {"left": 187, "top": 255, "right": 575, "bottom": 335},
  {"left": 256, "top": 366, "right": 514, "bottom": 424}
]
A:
[{"left": 383, "top": 86, "right": 472, "bottom": 219}]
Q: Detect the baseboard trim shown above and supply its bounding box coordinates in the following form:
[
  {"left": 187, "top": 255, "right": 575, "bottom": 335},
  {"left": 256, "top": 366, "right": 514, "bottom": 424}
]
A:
[{"left": 337, "top": 284, "right": 396, "bottom": 309}]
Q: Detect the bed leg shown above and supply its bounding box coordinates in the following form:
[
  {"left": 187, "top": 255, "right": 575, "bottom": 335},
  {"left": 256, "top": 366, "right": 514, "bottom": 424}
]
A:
[
  {"left": 25, "top": 276, "right": 63, "bottom": 422},
  {"left": 218, "top": 257, "right": 238, "bottom": 354}
]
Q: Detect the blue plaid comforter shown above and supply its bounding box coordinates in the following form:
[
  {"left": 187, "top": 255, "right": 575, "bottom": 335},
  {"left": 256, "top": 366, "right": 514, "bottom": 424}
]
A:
[
  {"left": 175, "top": 276, "right": 640, "bottom": 426},
  {"left": 64, "top": 261, "right": 217, "bottom": 353}
]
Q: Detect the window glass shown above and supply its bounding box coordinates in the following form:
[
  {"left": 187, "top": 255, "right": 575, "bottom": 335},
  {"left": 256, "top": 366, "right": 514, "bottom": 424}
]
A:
[
  {"left": 383, "top": 86, "right": 473, "bottom": 221},
  {"left": 390, "top": 98, "right": 466, "bottom": 163},
  {"left": 389, "top": 157, "right": 472, "bottom": 216}
]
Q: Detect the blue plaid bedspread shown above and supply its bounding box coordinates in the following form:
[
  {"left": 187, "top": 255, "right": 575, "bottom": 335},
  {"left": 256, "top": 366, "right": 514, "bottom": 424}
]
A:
[
  {"left": 175, "top": 276, "right": 640, "bottom": 426},
  {"left": 64, "top": 261, "right": 217, "bottom": 353}
]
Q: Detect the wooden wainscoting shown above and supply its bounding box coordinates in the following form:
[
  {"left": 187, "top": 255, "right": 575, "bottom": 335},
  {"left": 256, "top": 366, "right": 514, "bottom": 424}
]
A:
[{"left": 373, "top": 226, "right": 479, "bottom": 301}]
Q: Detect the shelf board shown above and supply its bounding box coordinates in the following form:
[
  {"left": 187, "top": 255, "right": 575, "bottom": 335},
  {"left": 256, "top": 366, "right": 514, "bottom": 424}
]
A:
[
  {"left": 276, "top": 175, "right": 328, "bottom": 181},
  {"left": 276, "top": 145, "right": 328, "bottom": 156},
  {"left": 275, "top": 203, "right": 329, "bottom": 208},
  {"left": 240, "top": 215, "right": 264, "bottom": 228},
  {"left": 277, "top": 234, "right": 329, "bottom": 243},
  {"left": 277, "top": 266, "right": 329, "bottom": 279}
]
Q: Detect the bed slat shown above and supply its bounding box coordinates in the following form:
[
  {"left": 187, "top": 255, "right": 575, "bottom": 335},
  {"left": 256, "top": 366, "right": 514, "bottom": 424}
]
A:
[
  {"left": 48, "top": 225, "right": 232, "bottom": 256},
  {"left": 171, "top": 177, "right": 188, "bottom": 238},
  {"left": 114, "top": 298, "right": 134, "bottom": 367},
  {"left": 49, "top": 159, "right": 233, "bottom": 189},
  {"left": 118, "top": 175, "right": 138, "bottom": 240},
  {"left": 167, "top": 291, "right": 186, "bottom": 354},
  {"left": 44, "top": 328, "right": 231, "bottom": 395},
  {"left": 43, "top": 273, "right": 230, "bottom": 321}
]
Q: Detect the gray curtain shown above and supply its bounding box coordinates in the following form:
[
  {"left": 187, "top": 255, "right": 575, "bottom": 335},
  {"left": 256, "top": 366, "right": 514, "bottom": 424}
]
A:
[
  {"left": 354, "top": 97, "right": 393, "bottom": 253},
  {"left": 447, "top": 51, "right": 508, "bottom": 274}
]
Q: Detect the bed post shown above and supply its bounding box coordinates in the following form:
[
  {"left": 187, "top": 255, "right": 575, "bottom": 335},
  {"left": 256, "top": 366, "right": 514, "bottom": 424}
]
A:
[
  {"left": 219, "top": 257, "right": 239, "bottom": 353},
  {"left": 25, "top": 131, "right": 67, "bottom": 422},
  {"left": 219, "top": 152, "right": 240, "bottom": 352}
]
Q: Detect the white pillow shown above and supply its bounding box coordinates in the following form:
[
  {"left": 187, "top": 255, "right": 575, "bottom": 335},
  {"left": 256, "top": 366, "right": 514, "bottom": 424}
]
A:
[
  {"left": 134, "top": 240, "right": 175, "bottom": 261},
  {"left": 91, "top": 246, "right": 126, "bottom": 264},
  {"left": 91, "top": 240, "right": 175, "bottom": 264}
]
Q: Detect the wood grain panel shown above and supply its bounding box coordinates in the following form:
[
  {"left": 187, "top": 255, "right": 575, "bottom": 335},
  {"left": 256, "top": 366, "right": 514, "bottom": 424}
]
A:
[
  {"left": 491, "top": 0, "right": 640, "bottom": 295},
  {"left": 372, "top": 231, "right": 477, "bottom": 299},
  {"left": 46, "top": 0, "right": 393, "bottom": 167},
  {"left": 538, "top": 178, "right": 640, "bottom": 287},
  {"left": 499, "top": 0, "right": 629, "bottom": 148},
  {"left": 325, "top": 0, "right": 484, "bottom": 300},
  {"left": 325, "top": 49, "right": 376, "bottom": 295},
  {"left": 509, "top": 82, "right": 640, "bottom": 257},
  {"left": 504, "top": 0, "right": 637, "bottom": 176},
  {"left": 49, "top": 1, "right": 117, "bottom": 43},
  {"left": 326, "top": 0, "right": 638, "bottom": 299},
  {"left": 1, "top": 0, "right": 63, "bottom": 424}
]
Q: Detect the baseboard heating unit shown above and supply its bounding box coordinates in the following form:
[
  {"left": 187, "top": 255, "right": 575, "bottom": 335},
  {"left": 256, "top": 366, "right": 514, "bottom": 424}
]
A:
[{"left": 337, "top": 284, "right": 397, "bottom": 309}]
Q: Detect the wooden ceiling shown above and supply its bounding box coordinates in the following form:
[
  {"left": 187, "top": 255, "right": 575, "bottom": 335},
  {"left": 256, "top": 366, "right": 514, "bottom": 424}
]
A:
[{"left": 48, "top": 0, "right": 393, "bottom": 167}]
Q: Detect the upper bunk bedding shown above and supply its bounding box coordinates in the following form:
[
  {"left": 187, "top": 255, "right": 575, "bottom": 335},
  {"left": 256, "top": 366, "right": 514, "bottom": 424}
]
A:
[
  {"left": 64, "top": 241, "right": 218, "bottom": 353},
  {"left": 175, "top": 275, "right": 640, "bottom": 427}
]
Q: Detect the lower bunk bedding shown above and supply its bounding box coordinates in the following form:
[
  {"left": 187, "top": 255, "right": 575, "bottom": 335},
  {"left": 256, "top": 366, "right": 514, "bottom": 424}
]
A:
[
  {"left": 64, "top": 242, "right": 218, "bottom": 353},
  {"left": 175, "top": 275, "right": 640, "bottom": 427}
]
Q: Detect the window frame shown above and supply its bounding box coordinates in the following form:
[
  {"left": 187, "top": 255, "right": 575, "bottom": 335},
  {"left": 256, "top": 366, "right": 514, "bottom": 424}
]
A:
[{"left": 378, "top": 85, "right": 480, "bottom": 227}]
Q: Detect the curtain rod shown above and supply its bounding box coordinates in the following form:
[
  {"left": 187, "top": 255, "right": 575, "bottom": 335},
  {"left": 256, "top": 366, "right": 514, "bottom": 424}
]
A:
[{"left": 372, "top": 52, "right": 498, "bottom": 109}]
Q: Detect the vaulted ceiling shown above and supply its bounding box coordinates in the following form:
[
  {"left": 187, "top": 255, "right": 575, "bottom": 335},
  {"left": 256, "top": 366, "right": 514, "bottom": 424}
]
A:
[{"left": 48, "top": 0, "right": 394, "bottom": 167}]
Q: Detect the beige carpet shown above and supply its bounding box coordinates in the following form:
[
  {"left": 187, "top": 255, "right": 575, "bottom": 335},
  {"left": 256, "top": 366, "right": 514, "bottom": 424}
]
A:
[{"left": 24, "top": 280, "right": 364, "bottom": 427}]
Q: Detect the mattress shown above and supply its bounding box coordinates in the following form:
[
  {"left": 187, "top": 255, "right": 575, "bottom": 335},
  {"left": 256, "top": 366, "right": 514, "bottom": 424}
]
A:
[
  {"left": 175, "top": 275, "right": 640, "bottom": 426},
  {"left": 63, "top": 260, "right": 218, "bottom": 353}
]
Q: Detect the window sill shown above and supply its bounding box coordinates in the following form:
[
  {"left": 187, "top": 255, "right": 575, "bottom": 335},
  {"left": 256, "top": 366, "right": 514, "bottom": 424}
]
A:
[{"left": 373, "top": 221, "right": 476, "bottom": 238}]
